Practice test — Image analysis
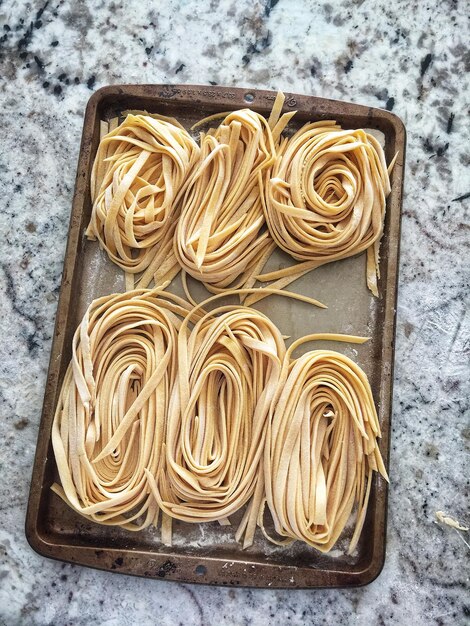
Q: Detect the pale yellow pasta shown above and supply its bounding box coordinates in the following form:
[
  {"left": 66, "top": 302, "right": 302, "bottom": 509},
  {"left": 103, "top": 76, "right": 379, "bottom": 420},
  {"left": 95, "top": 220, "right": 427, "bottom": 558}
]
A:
[
  {"left": 86, "top": 114, "right": 200, "bottom": 289},
  {"left": 262, "top": 334, "right": 388, "bottom": 554},
  {"left": 146, "top": 303, "right": 286, "bottom": 547},
  {"left": 55, "top": 98, "right": 394, "bottom": 556},
  {"left": 258, "top": 122, "right": 395, "bottom": 299},
  {"left": 51, "top": 287, "right": 199, "bottom": 530},
  {"left": 51, "top": 284, "right": 386, "bottom": 553},
  {"left": 174, "top": 93, "right": 294, "bottom": 297}
]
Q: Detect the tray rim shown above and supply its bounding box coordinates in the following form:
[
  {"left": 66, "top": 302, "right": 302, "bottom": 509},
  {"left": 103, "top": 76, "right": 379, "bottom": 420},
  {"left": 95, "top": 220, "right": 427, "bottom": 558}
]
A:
[{"left": 25, "top": 83, "right": 406, "bottom": 589}]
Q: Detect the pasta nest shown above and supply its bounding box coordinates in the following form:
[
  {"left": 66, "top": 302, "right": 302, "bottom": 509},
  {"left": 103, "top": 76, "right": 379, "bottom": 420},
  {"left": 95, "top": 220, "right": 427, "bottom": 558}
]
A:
[
  {"left": 264, "top": 344, "right": 388, "bottom": 554},
  {"left": 87, "top": 114, "right": 200, "bottom": 282},
  {"left": 174, "top": 106, "right": 291, "bottom": 293},
  {"left": 51, "top": 288, "right": 197, "bottom": 530},
  {"left": 263, "top": 122, "right": 392, "bottom": 296},
  {"left": 147, "top": 304, "right": 286, "bottom": 547}
]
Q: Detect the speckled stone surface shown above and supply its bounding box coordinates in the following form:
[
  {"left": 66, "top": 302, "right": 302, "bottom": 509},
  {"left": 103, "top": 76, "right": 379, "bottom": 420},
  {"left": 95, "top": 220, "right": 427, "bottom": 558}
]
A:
[{"left": 1, "top": 0, "right": 469, "bottom": 624}]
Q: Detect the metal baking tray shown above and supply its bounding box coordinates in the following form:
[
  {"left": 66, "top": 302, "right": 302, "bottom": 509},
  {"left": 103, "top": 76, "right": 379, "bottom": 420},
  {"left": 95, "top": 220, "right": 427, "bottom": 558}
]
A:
[{"left": 26, "top": 84, "right": 406, "bottom": 588}]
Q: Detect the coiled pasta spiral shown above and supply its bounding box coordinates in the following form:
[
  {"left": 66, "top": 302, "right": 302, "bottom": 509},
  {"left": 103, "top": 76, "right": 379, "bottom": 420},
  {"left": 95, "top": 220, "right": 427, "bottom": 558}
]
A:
[
  {"left": 263, "top": 334, "right": 388, "bottom": 554},
  {"left": 260, "top": 122, "right": 393, "bottom": 297},
  {"left": 51, "top": 288, "right": 198, "bottom": 529},
  {"left": 86, "top": 114, "right": 200, "bottom": 289}
]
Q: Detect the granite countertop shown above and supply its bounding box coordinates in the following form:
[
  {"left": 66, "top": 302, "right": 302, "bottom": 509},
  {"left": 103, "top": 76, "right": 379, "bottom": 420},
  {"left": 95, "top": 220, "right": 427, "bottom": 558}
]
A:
[{"left": 1, "top": 0, "right": 469, "bottom": 624}]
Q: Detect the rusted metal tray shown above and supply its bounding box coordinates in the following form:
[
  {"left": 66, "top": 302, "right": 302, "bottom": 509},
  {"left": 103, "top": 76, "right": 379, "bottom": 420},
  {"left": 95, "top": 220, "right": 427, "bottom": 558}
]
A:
[{"left": 26, "top": 84, "right": 406, "bottom": 588}]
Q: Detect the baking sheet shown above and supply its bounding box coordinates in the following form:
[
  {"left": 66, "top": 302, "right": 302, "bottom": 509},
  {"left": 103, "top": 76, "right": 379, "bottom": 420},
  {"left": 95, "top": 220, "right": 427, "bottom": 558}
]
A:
[{"left": 26, "top": 85, "right": 406, "bottom": 588}]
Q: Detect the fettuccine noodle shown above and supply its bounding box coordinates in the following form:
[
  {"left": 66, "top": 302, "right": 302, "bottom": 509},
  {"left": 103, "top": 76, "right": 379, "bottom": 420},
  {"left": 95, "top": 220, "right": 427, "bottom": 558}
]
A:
[
  {"left": 263, "top": 334, "right": 388, "bottom": 554},
  {"left": 51, "top": 287, "right": 200, "bottom": 530},
  {"left": 258, "top": 121, "right": 395, "bottom": 299},
  {"left": 146, "top": 302, "right": 286, "bottom": 547},
  {"left": 174, "top": 93, "right": 294, "bottom": 297},
  {"left": 86, "top": 114, "right": 200, "bottom": 290}
]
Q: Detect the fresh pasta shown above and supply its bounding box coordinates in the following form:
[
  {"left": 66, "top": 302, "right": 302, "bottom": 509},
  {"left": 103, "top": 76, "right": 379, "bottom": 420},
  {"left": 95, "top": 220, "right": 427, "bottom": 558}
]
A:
[
  {"left": 259, "top": 122, "right": 395, "bottom": 298},
  {"left": 174, "top": 93, "right": 294, "bottom": 297},
  {"left": 51, "top": 287, "right": 199, "bottom": 530},
  {"left": 146, "top": 301, "right": 287, "bottom": 548},
  {"left": 52, "top": 100, "right": 394, "bottom": 555},
  {"left": 86, "top": 114, "right": 200, "bottom": 290},
  {"left": 262, "top": 334, "right": 388, "bottom": 554},
  {"left": 51, "top": 285, "right": 387, "bottom": 554}
]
